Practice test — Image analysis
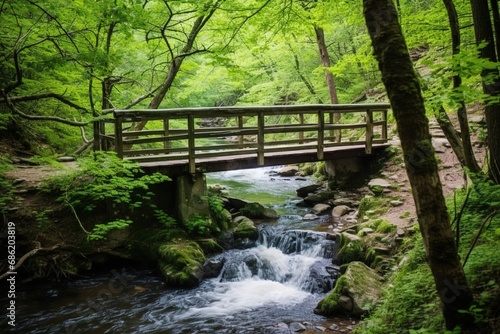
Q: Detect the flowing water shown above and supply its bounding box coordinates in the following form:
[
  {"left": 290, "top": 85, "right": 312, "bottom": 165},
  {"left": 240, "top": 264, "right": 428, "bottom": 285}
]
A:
[{"left": 4, "top": 167, "right": 339, "bottom": 334}]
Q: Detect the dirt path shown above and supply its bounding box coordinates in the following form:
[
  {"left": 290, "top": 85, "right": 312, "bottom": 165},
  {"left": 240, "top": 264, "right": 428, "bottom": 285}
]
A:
[{"left": 376, "top": 121, "right": 485, "bottom": 229}]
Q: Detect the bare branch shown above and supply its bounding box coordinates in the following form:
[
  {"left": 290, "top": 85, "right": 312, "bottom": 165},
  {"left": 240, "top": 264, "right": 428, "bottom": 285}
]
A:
[
  {"left": 1, "top": 92, "right": 89, "bottom": 113},
  {"left": 3, "top": 95, "right": 89, "bottom": 126},
  {"left": 0, "top": 245, "right": 60, "bottom": 281},
  {"left": 26, "top": 0, "right": 79, "bottom": 52},
  {"left": 3, "top": 50, "right": 22, "bottom": 94}
]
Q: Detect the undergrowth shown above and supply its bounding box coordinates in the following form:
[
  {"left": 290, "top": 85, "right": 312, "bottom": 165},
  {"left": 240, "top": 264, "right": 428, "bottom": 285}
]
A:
[
  {"left": 356, "top": 175, "right": 500, "bottom": 333},
  {"left": 41, "top": 152, "right": 172, "bottom": 241}
]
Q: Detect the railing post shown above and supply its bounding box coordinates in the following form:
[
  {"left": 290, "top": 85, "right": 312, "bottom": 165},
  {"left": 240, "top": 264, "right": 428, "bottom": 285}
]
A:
[
  {"left": 93, "top": 120, "right": 100, "bottom": 151},
  {"left": 299, "top": 113, "right": 304, "bottom": 143},
  {"left": 381, "top": 109, "right": 388, "bottom": 141},
  {"left": 257, "top": 112, "right": 264, "bottom": 165},
  {"left": 114, "top": 116, "right": 124, "bottom": 158},
  {"left": 365, "top": 109, "right": 373, "bottom": 154},
  {"left": 238, "top": 115, "right": 244, "bottom": 146},
  {"left": 317, "top": 110, "right": 324, "bottom": 160},
  {"left": 188, "top": 114, "right": 196, "bottom": 174},
  {"left": 163, "top": 118, "right": 170, "bottom": 152}
]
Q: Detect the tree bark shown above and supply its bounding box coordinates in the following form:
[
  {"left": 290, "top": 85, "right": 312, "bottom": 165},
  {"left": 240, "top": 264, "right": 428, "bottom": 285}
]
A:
[
  {"left": 314, "top": 25, "right": 341, "bottom": 141},
  {"left": 442, "top": 0, "right": 481, "bottom": 173},
  {"left": 363, "top": 0, "right": 474, "bottom": 330},
  {"left": 133, "top": 5, "right": 219, "bottom": 132},
  {"left": 470, "top": 0, "right": 500, "bottom": 183}
]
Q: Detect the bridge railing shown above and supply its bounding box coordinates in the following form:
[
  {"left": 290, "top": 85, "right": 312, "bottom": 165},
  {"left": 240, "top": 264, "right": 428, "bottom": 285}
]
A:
[{"left": 96, "top": 104, "right": 391, "bottom": 173}]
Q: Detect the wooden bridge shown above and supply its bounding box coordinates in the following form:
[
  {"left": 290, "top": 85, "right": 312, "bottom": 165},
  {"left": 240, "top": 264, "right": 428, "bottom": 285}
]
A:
[{"left": 95, "top": 103, "right": 391, "bottom": 176}]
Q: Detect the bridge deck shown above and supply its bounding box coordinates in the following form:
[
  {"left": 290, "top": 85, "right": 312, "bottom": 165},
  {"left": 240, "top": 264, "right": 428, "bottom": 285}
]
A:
[
  {"left": 95, "top": 104, "right": 392, "bottom": 175},
  {"left": 138, "top": 143, "right": 390, "bottom": 176}
]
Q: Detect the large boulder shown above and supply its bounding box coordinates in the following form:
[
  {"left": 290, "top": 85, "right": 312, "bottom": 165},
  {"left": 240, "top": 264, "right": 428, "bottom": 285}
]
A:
[
  {"left": 276, "top": 165, "right": 299, "bottom": 176},
  {"left": 332, "top": 205, "right": 350, "bottom": 218},
  {"left": 232, "top": 216, "right": 259, "bottom": 249},
  {"left": 304, "top": 190, "right": 336, "bottom": 206},
  {"left": 233, "top": 216, "right": 259, "bottom": 240},
  {"left": 296, "top": 183, "right": 322, "bottom": 198},
  {"left": 240, "top": 202, "right": 279, "bottom": 219},
  {"left": 312, "top": 203, "right": 331, "bottom": 215},
  {"left": 315, "top": 261, "right": 383, "bottom": 317},
  {"left": 158, "top": 240, "right": 205, "bottom": 288}
]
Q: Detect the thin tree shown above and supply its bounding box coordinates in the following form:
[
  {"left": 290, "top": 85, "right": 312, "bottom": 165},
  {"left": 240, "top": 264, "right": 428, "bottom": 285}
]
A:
[
  {"left": 469, "top": 0, "right": 500, "bottom": 183},
  {"left": 363, "top": 0, "right": 474, "bottom": 330}
]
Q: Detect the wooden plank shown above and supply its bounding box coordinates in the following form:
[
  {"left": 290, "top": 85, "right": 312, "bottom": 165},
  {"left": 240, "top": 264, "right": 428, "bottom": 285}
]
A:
[
  {"left": 163, "top": 118, "right": 170, "bottom": 151},
  {"left": 113, "top": 103, "right": 391, "bottom": 119},
  {"left": 381, "top": 109, "right": 388, "bottom": 140},
  {"left": 238, "top": 115, "right": 244, "bottom": 145},
  {"left": 257, "top": 112, "right": 264, "bottom": 165},
  {"left": 188, "top": 114, "right": 195, "bottom": 174},
  {"left": 318, "top": 110, "right": 325, "bottom": 160},
  {"left": 114, "top": 117, "right": 124, "bottom": 158},
  {"left": 366, "top": 109, "right": 374, "bottom": 154}
]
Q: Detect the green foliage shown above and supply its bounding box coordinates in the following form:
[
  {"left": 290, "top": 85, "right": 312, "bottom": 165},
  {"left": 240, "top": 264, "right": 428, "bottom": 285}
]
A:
[
  {"left": 337, "top": 234, "right": 373, "bottom": 266},
  {"left": 185, "top": 215, "right": 212, "bottom": 236},
  {"left": 358, "top": 196, "right": 390, "bottom": 219},
  {"left": 154, "top": 210, "right": 177, "bottom": 229},
  {"left": 207, "top": 195, "right": 231, "bottom": 231},
  {"left": 33, "top": 209, "right": 52, "bottom": 229},
  {"left": 355, "top": 234, "right": 445, "bottom": 334},
  {"left": 0, "top": 155, "right": 14, "bottom": 213},
  {"left": 42, "top": 152, "right": 171, "bottom": 240},
  {"left": 87, "top": 219, "right": 132, "bottom": 241}
]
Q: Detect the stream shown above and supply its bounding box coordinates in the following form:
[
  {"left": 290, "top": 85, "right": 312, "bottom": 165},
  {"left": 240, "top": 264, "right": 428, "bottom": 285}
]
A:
[{"left": 3, "top": 167, "right": 343, "bottom": 334}]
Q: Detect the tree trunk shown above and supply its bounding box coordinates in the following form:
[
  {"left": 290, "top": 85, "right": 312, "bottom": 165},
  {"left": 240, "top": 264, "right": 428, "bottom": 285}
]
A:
[
  {"left": 442, "top": 0, "right": 481, "bottom": 173},
  {"left": 363, "top": 0, "right": 474, "bottom": 330},
  {"left": 435, "top": 105, "right": 466, "bottom": 166},
  {"left": 470, "top": 0, "right": 500, "bottom": 183},
  {"left": 134, "top": 11, "right": 215, "bottom": 132},
  {"left": 314, "top": 25, "right": 341, "bottom": 142}
]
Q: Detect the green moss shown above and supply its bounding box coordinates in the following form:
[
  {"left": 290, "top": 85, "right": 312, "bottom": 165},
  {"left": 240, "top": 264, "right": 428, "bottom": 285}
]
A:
[
  {"left": 233, "top": 217, "right": 259, "bottom": 240},
  {"left": 361, "top": 219, "right": 396, "bottom": 234},
  {"left": 358, "top": 196, "right": 390, "bottom": 219},
  {"left": 316, "top": 262, "right": 382, "bottom": 316},
  {"left": 157, "top": 240, "right": 205, "bottom": 288},
  {"left": 197, "top": 238, "right": 224, "bottom": 254},
  {"left": 337, "top": 234, "right": 374, "bottom": 266},
  {"left": 316, "top": 275, "right": 347, "bottom": 314}
]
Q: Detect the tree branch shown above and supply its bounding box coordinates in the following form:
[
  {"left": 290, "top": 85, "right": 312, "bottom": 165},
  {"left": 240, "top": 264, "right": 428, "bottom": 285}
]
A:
[
  {"left": 0, "top": 92, "right": 89, "bottom": 113},
  {"left": 1, "top": 245, "right": 60, "bottom": 281}
]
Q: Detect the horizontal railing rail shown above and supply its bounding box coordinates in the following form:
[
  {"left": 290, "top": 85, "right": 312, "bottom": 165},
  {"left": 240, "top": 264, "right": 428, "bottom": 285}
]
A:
[{"left": 95, "top": 104, "right": 391, "bottom": 174}]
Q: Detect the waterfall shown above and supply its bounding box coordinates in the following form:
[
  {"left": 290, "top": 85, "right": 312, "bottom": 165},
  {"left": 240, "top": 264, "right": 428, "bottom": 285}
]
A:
[{"left": 176, "top": 225, "right": 337, "bottom": 321}]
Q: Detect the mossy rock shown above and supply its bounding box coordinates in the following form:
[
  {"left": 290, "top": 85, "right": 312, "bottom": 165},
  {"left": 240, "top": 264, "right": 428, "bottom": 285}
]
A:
[
  {"left": 197, "top": 238, "right": 224, "bottom": 255},
  {"left": 240, "top": 202, "right": 278, "bottom": 219},
  {"left": 335, "top": 233, "right": 373, "bottom": 266},
  {"left": 233, "top": 216, "right": 259, "bottom": 240},
  {"left": 315, "top": 261, "right": 382, "bottom": 317},
  {"left": 158, "top": 240, "right": 205, "bottom": 288}
]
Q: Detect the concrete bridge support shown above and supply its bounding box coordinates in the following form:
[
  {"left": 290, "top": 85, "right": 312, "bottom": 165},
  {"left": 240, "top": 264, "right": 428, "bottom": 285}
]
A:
[
  {"left": 176, "top": 173, "right": 211, "bottom": 224},
  {"left": 324, "top": 154, "right": 383, "bottom": 188}
]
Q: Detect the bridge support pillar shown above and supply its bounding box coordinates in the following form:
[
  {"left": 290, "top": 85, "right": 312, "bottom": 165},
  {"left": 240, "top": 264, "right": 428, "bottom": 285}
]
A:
[
  {"left": 325, "top": 154, "right": 382, "bottom": 188},
  {"left": 176, "top": 173, "right": 210, "bottom": 224}
]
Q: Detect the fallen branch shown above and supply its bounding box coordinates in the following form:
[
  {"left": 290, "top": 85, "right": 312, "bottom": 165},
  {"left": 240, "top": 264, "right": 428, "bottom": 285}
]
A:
[{"left": 0, "top": 245, "right": 60, "bottom": 280}]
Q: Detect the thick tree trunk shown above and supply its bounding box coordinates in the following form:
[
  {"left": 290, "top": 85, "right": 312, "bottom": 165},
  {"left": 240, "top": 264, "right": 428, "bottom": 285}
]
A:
[
  {"left": 470, "top": 0, "right": 500, "bottom": 183},
  {"left": 363, "top": 0, "right": 474, "bottom": 330}
]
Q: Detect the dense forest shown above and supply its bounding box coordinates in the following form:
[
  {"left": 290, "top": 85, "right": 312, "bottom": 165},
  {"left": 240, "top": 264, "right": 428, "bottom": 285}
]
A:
[{"left": 1, "top": 0, "right": 500, "bottom": 333}]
